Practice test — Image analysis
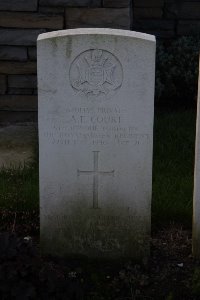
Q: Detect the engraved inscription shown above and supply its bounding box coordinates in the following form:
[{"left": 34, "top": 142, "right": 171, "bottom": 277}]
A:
[
  {"left": 44, "top": 214, "right": 146, "bottom": 232},
  {"left": 77, "top": 151, "right": 114, "bottom": 209},
  {"left": 43, "top": 106, "right": 150, "bottom": 147},
  {"left": 70, "top": 49, "right": 123, "bottom": 97}
]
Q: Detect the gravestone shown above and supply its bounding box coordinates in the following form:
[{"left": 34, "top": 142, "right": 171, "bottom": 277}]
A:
[
  {"left": 193, "top": 60, "right": 200, "bottom": 258},
  {"left": 37, "top": 28, "right": 156, "bottom": 259}
]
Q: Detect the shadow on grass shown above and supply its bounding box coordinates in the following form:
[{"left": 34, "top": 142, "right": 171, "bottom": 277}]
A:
[
  {"left": 0, "top": 162, "right": 39, "bottom": 234},
  {"left": 152, "top": 108, "right": 196, "bottom": 228}
]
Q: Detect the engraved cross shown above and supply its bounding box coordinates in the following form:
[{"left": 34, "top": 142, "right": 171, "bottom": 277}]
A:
[{"left": 77, "top": 151, "right": 114, "bottom": 209}]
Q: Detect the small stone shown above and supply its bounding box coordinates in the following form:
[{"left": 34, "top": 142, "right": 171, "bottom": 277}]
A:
[
  {"left": 24, "top": 236, "right": 32, "bottom": 241},
  {"left": 177, "top": 263, "right": 183, "bottom": 268}
]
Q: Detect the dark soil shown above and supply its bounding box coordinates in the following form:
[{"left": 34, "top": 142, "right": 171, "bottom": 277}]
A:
[{"left": 0, "top": 214, "right": 198, "bottom": 299}]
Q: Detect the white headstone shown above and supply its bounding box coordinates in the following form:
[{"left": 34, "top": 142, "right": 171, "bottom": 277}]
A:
[
  {"left": 193, "top": 58, "right": 200, "bottom": 258},
  {"left": 37, "top": 28, "right": 156, "bottom": 259}
]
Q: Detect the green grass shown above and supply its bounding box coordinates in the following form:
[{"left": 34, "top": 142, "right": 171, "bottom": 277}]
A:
[
  {"left": 152, "top": 109, "right": 196, "bottom": 227},
  {"left": 0, "top": 163, "right": 39, "bottom": 212},
  {"left": 0, "top": 109, "right": 197, "bottom": 228}
]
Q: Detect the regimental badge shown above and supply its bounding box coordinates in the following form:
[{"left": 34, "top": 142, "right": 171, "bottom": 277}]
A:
[{"left": 69, "top": 49, "right": 123, "bottom": 98}]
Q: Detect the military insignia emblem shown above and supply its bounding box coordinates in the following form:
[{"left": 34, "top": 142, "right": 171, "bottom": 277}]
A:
[{"left": 69, "top": 49, "right": 123, "bottom": 97}]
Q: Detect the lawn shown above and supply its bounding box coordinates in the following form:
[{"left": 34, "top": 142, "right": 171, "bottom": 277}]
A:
[
  {"left": 152, "top": 108, "right": 196, "bottom": 227},
  {"left": 0, "top": 109, "right": 197, "bottom": 230}
]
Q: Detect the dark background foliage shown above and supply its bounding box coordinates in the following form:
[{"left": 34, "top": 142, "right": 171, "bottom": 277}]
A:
[{"left": 155, "top": 35, "right": 200, "bottom": 108}]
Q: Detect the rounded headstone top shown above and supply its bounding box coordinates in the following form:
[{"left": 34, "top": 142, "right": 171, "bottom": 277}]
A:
[{"left": 37, "top": 28, "right": 155, "bottom": 43}]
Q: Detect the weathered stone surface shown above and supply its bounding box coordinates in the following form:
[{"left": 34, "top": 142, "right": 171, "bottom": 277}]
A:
[
  {"left": 0, "top": 13, "right": 64, "bottom": 29},
  {"left": 0, "top": 29, "right": 45, "bottom": 46},
  {"left": 134, "top": 7, "right": 163, "bottom": 19},
  {"left": 8, "top": 88, "right": 33, "bottom": 95},
  {"left": 193, "top": 63, "right": 200, "bottom": 258},
  {"left": 178, "top": 21, "right": 200, "bottom": 35},
  {"left": 39, "top": 6, "right": 65, "bottom": 14},
  {"left": 65, "top": 8, "right": 130, "bottom": 29},
  {"left": 103, "top": 0, "right": 130, "bottom": 8},
  {"left": 0, "top": 46, "right": 27, "bottom": 61},
  {"left": 0, "top": 95, "right": 37, "bottom": 111},
  {"left": 0, "top": 0, "right": 38, "bottom": 11},
  {"left": 40, "top": 0, "right": 101, "bottom": 7},
  {"left": 8, "top": 75, "right": 37, "bottom": 89},
  {"left": 0, "top": 62, "right": 36, "bottom": 74},
  {"left": 38, "top": 28, "right": 155, "bottom": 259},
  {"left": 134, "top": 0, "right": 164, "bottom": 7},
  {"left": 28, "top": 47, "right": 37, "bottom": 61},
  {"left": 0, "top": 75, "right": 6, "bottom": 95}
]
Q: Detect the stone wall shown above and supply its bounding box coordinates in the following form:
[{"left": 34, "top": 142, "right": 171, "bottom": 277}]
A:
[
  {"left": 0, "top": 0, "right": 199, "bottom": 123},
  {"left": 132, "top": 0, "right": 200, "bottom": 38}
]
